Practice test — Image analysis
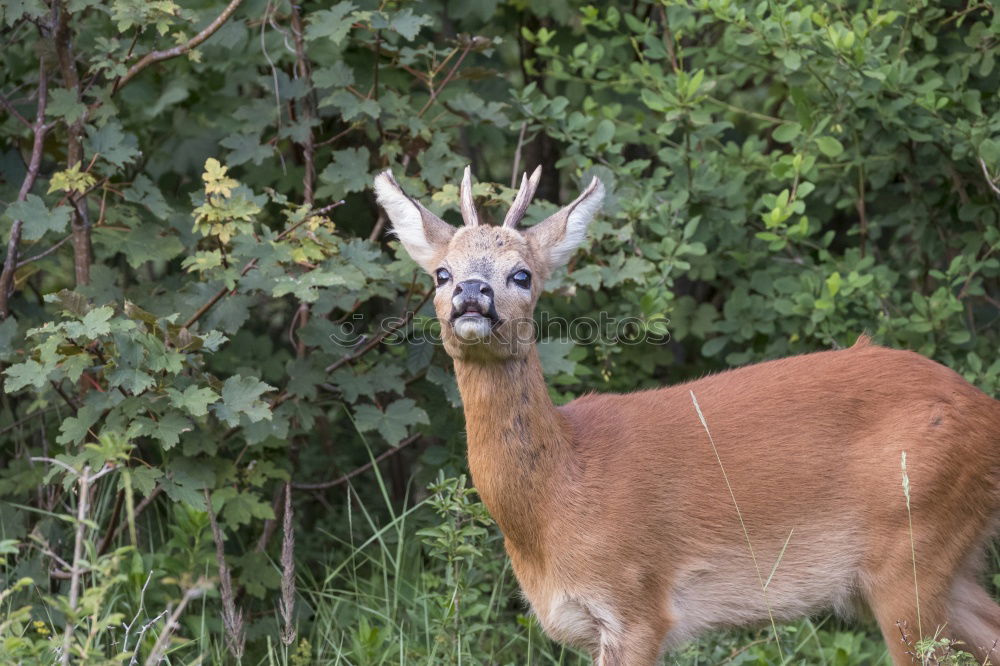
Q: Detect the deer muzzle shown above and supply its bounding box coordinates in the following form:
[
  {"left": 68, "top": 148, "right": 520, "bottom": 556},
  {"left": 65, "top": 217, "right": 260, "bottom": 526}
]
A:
[{"left": 451, "top": 279, "right": 499, "bottom": 340}]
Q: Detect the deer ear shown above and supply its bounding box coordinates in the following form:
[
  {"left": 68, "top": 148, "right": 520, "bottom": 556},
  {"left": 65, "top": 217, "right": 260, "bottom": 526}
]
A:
[
  {"left": 373, "top": 170, "right": 456, "bottom": 273},
  {"left": 524, "top": 176, "right": 605, "bottom": 271}
]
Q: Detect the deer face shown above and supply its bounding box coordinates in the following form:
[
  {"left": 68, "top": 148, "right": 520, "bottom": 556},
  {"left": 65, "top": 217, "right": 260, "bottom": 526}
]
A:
[{"left": 374, "top": 167, "right": 605, "bottom": 361}]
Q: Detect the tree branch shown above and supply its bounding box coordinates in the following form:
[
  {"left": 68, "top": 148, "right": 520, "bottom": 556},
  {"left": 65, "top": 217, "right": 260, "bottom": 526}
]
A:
[
  {"left": 0, "top": 90, "right": 31, "bottom": 128},
  {"left": 289, "top": 3, "right": 315, "bottom": 206},
  {"left": 324, "top": 289, "right": 430, "bottom": 373},
  {"left": 182, "top": 199, "right": 345, "bottom": 330},
  {"left": 291, "top": 434, "right": 421, "bottom": 490},
  {"left": 979, "top": 157, "right": 1000, "bottom": 198},
  {"left": 112, "top": 0, "right": 246, "bottom": 94},
  {"left": 417, "top": 42, "right": 474, "bottom": 118},
  {"left": 16, "top": 233, "right": 73, "bottom": 268},
  {"left": 53, "top": 4, "right": 91, "bottom": 287},
  {"left": 0, "top": 59, "right": 48, "bottom": 319}
]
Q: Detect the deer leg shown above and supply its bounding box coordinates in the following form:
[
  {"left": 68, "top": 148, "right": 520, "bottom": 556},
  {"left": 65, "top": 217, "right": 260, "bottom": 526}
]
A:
[
  {"left": 866, "top": 582, "right": 950, "bottom": 666},
  {"left": 593, "top": 622, "right": 669, "bottom": 666},
  {"left": 948, "top": 576, "right": 1000, "bottom": 662}
]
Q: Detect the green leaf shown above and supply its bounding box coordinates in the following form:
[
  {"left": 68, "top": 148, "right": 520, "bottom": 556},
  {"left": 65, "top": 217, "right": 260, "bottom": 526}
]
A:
[
  {"left": 285, "top": 358, "right": 326, "bottom": 400},
  {"left": 122, "top": 174, "right": 173, "bottom": 218},
  {"left": 162, "top": 458, "right": 214, "bottom": 509},
  {"left": 593, "top": 119, "right": 615, "bottom": 146},
  {"left": 0, "top": 317, "right": 17, "bottom": 361},
  {"left": 389, "top": 7, "right": 432, "bottom": 40},
  {"left": 213, "top": 375, "right": 275, "bottom": 426},
  {"left": 64, "top": 306, "right": 114, "bottom": 339},
  {"left": 237, "top": 550, "right": 282, "bottom": 598},
  {"left": 773, "top": 123, "right": 801, "bottom": 143},
  {"left": 128, "top": 467, "right": 163, "bottom": 497},
  {"left": 313, "top": 62, "right": 355, "bottom": 88},
  {"left": 981, "top": 138, "right": 1000, "bottom": 166},
  {"left": 316, "top": 146, "right": 371, "bottom": 197},
  {"left": 2, "top": 0, "right": 46, "bottom": 27},
  {"left": 702, "top": 336, "right": 727, "bottom": 357},
  {"left": 305, "top": 1, "right": 357, "bottom": 44},
  {"left": 537, "top": 340, "right": 577, "bottom": 377},
  {"left": 318, "top": 88, "right": 380, "bottom": 120},
  {"left": 4, "top": 359, "right": 49, "bottom": 392},
  {"left": 815, "top": 136, "right": 844, "bottom": 158},
  {"left": 167, "top": 385, "right": 221, "bottom": 417},
  {"left": 46, "top": 89, "right": 86, "bottom": 124},
  {"left": 214, "top": 487, "right": 275, "bottom": 527},
  {"left": 134, "top": 410, "right": 191, "bottom": 449},
  {"left": 102, "top": 222, "right": 184, "bottom": 268},
  {"left": 4, "top": 194, "right": 71, "bottom": 241},
  {"left": 56, "top": 400, "right": 103, "bottom": 445},
  {"left": 330, "top": 363, "right": 404, "bottom": 402},
  {"left": 221, "top": 132, "right": 273, "bottom": 166},
  {"left": 353, "top": 398, "right": 428, "bottom": 444},
  {"left": 85, "top": 120, "right": 140, "bottom": 168},
  {"left": 826, "top": 271, "right": 842, "bottom": 297}
]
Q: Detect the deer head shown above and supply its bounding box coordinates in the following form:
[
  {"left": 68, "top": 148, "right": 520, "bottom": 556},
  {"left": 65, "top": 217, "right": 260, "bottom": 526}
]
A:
[{"left": 373, "top": 166, "right": 605, "bottom": 361}]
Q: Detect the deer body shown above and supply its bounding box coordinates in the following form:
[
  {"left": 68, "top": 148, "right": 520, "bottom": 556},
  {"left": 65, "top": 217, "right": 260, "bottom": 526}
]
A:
[{"left": 374, "top": 167, "right": 1000, "bottom": 665}]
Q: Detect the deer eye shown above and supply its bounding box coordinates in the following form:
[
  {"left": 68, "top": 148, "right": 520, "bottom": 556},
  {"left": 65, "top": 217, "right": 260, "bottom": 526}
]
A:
[
  {"left": 435, "top": 268, "right": 451, "bottom": 287},
  {"left": 510, "top": 269, "right": 531, "bottom": 289}
]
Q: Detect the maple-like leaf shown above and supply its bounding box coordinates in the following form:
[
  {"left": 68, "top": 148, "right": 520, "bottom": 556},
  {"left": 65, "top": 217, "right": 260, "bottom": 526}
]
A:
[
  {"left": 202, "top": 158, "right": 238, "bottom": 197},
  {"left": 48, "top": 162, "right": 96, "bottom": 195}
]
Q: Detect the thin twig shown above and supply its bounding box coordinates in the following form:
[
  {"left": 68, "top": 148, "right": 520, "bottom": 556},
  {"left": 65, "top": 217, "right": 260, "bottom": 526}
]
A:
[
  {"left": 16, "top": 233, "right": 73, "bottom": 268},
  {"left": 979, "top": 157, "right": 1000, "bottom": 197},
  {"left": 0, "top": 405, "right": 59, "bottom": 435},
  {"left": 0, "top": 58, "right": 48, "bottom": 318},
  {"left": 324, "top": 289, "right": 431, "bottom": 373},
  {"left": 417, "top": 42, "right": 474, "bottom": 117},
  {"left": 367, "top": 211, "right": 387, "bottom": 243},
  {"left": 510, "top": 121, "right": 528, "bottom": 188},
  {"left": 289, "top": 2, "right": 315, "bottom": 206},
  {"left": 142, "top": 581, "right": 207, "bottom": 666},
  {"left": 182, "top": 199, "right": 346, "bottom": 329},
  {"left": 61, "top": 465, "right": 92, "bottom": 665},
  {"left": 113, "top": 0, "right": 245, "bottom": 94},
  {"left": 291, "top": 434, "right": 420, "bottom": 490},
  {"left": 0, "top": 90, "right": 30, "bottom": 127},
  {"left": 121, "top": 570, "right": 153, "bottom": 664}
]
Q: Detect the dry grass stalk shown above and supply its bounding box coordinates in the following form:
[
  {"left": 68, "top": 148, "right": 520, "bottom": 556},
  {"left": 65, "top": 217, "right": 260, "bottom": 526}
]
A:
[
  {"left": 205, "top": 488, "right": 246, "bottom": 661},
  {"left": 143, "top": 580, "right": 206, "bottom": 666},
  {"left": 279, "top": 482, "right": 296, "bottom": 646}
]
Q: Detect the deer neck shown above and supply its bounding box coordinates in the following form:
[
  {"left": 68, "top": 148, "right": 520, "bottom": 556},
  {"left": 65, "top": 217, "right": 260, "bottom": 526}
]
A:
[{"left": 453, "top": 346, "right": 570, "bottom": 556}]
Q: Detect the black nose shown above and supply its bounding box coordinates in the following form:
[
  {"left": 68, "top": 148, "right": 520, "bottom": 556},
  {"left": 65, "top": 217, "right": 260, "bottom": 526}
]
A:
[{"left": 454, "top": 280, "right": 493, "bottom": 298}]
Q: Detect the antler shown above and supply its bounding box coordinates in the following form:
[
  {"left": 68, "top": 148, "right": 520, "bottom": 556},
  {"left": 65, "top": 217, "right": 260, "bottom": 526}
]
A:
[
  {"left": 502, "top": 165, "right": 542, "bottom": 228},
  {"left": 460, "top": 165, "right": 480, "bottom": 227}
]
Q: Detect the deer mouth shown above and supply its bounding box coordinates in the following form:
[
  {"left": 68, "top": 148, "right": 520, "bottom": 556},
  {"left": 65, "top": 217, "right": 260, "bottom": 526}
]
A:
[
  {"left": 450, "top": 302, "right": 500, "bottom": 339},
  {"left": 451, "top": 302, "right": 498, "bottom": 324}
]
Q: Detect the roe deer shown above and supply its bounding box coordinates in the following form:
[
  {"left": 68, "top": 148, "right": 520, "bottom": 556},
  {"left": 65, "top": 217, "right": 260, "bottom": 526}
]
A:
[{"left": 373, "top": 166, "right": 1000, "bottom": 665}]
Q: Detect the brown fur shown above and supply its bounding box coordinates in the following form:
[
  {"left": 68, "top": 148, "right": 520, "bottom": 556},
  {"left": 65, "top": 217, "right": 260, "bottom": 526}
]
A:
[{"left": 374, "top": 168, "right": 1000, "bottom": 665}]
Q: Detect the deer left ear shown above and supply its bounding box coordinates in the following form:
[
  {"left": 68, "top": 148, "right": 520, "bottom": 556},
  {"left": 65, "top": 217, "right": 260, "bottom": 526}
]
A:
[
  {"left": 373, "top": 170, "right": 456, "bottom": 273},
  {"left": 524, "top": 176, "right": 605, "bottom": 270}
]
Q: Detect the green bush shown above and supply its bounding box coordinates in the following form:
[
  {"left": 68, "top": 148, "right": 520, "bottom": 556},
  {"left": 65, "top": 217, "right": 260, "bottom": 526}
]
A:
[{"left": 0, "top": 0, "right": 997, "bottom": 663}]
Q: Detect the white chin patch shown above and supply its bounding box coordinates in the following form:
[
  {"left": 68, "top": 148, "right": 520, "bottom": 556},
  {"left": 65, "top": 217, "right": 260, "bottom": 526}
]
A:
[{"left": 454, "top": 315, "right": 492, "bottom": 340}]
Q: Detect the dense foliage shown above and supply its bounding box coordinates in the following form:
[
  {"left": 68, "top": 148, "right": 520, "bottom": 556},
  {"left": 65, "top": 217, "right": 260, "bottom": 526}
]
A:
[{"left": 1, "top": 0, "right": 998, "bottom": 663}]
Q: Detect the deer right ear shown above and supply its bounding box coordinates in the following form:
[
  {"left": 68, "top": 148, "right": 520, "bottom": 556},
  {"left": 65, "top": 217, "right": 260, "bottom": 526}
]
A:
[
  {"left": 373, "top": 170, "right": 456, "bottom": 273},
  {"left": 524, "top": 176, "right": 605, "bottom": 271}
]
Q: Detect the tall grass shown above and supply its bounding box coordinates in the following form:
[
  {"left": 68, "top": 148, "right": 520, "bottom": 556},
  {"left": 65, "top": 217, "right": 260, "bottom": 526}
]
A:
[{"left": 4, "top": 434, "right": 996, "bottom": 664}]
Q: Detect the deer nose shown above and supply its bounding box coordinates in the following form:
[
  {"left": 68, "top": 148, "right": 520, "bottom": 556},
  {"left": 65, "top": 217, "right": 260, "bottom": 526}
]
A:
[{"left": 454, "top": 280, "right": 493, "bottom": 299}]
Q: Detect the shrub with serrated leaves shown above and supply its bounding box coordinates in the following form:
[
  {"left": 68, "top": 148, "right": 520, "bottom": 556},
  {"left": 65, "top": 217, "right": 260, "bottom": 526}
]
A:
[{"left": 1, "top": 0, "right": 998, "bottom": 663}]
